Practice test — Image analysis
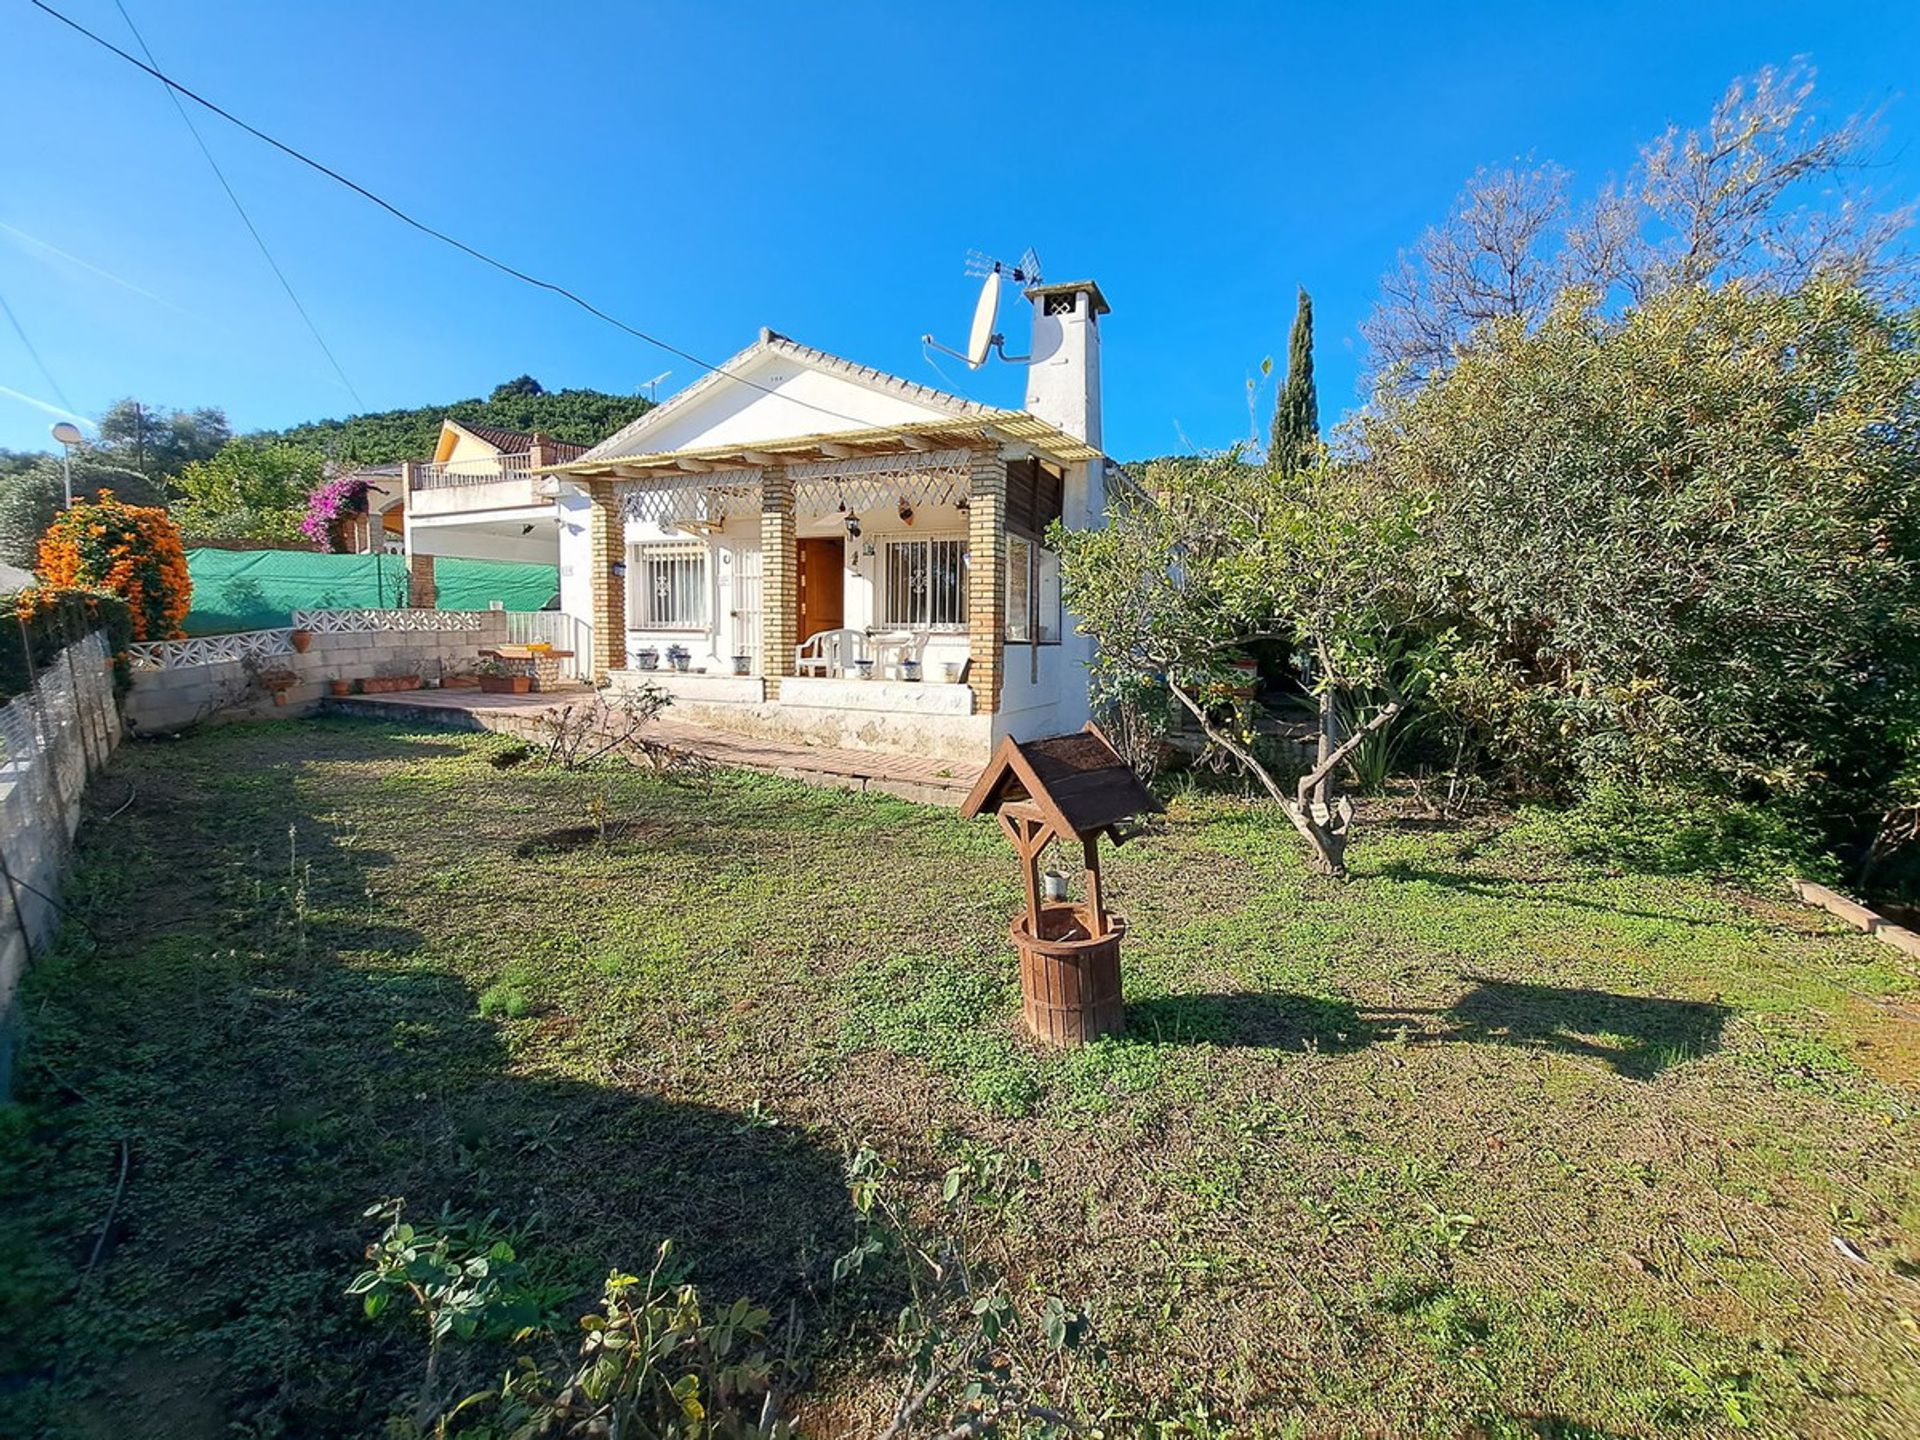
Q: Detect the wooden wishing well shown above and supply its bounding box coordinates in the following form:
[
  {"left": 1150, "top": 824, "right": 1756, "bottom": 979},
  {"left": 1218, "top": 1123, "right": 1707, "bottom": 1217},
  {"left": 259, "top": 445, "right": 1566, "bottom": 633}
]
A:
[{"left": 961, "top": 725, "right": 1162, "bottom": 1046}]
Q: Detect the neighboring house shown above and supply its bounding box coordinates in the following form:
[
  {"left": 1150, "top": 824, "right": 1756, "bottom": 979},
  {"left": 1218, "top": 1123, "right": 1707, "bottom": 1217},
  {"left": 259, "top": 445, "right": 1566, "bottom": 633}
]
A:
[
  {"left": 394, "top": 420, "right": 588, "bottom": 603},
  {"left": 523, "top": 278, "right": 1117, "bottom": 765}
]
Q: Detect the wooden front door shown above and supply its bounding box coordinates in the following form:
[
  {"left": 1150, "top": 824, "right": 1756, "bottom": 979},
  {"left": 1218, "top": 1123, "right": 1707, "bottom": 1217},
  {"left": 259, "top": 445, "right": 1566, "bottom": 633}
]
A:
[{"left": 796, "top": 537, "right": 844, "bottom": 644}]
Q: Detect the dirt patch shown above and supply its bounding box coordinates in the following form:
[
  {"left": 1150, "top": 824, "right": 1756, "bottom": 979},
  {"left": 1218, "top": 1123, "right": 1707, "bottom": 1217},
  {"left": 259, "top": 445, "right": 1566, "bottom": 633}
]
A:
[{"left": 512, "top": 820, "right": 671, "bottom": 856}]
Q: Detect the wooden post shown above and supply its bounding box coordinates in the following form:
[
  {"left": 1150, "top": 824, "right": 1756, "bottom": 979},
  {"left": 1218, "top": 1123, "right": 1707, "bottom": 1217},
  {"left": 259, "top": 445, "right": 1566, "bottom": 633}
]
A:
[{"left": 1082, "top": 835, "right": 1106, "bottom": 939}]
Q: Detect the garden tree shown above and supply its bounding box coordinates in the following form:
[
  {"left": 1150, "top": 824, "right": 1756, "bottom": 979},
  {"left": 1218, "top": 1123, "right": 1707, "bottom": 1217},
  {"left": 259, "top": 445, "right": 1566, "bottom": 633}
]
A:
[
  {"left": 169, "top": 439, "right": 327, "bottom": 543},
  {"left": 1056, "top": 456, "right": 1420, "bottom": 875},
  {"left": 1367, "top": 63, "right": 1915, "bottom": 381},
  {"left": 95, "top": 398, "right": 232, "bottom": 478},
  {"left": 0, "top": 455, "right": 163, "bottom": 568},
  {"left": 36, "top": 493, "right": 192, "bottom": 640},
  {"left": 1268, "top": 288, "right": 1319, "bottom": 474},
  {"left": 1357, "top": 281, "right": 1920, "bottom": 869}
]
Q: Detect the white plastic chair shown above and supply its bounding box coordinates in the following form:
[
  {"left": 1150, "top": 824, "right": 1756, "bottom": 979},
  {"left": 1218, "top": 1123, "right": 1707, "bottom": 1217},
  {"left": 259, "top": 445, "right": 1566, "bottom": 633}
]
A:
[{"left": 794, "top": 628, "right": 865, "bottom": 677}]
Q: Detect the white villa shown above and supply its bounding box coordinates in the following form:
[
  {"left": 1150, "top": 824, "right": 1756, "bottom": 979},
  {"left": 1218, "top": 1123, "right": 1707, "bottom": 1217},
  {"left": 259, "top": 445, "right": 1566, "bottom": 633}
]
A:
[{"left": 404, "top": 278, "right": 1119, "bottom": 766}]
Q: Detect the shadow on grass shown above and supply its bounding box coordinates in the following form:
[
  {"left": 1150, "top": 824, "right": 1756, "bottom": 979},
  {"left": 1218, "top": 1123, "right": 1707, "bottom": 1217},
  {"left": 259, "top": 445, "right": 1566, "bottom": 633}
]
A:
[
  {"left": 1129, "top": 977, "right": 1728, "bottom": 1080},
  {"left": 1372, "top": 860, "right": 1776, "bottom": 932},
  {"left": 4, "top": 723, "right": 863, "bottom": 1438}
]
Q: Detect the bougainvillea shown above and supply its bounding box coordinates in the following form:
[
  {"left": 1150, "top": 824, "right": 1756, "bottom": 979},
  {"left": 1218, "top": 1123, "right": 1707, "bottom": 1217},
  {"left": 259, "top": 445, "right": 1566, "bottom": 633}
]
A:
[
  {"left": 36, "top": 492, "right": 192, "bottom": 641},
  {"left": 300, "top": 473, "right": 372, "bottom": 551}
]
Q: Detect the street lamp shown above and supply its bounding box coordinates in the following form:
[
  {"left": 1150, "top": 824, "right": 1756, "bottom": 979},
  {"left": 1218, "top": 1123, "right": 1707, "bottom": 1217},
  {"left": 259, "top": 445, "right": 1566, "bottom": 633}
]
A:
[{"left": 49, "top": 421, "right": 84, "bottom": 508}]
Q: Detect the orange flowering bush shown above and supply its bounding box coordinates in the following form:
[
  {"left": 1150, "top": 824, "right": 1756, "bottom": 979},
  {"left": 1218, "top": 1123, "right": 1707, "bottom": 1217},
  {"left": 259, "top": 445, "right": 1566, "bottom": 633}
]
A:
[{"left": 36, "top": 492, "right": 192, "bottom": 641}]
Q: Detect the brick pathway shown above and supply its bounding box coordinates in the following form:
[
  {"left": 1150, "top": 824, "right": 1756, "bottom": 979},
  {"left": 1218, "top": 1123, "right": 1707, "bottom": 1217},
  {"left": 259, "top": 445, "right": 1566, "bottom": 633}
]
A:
[{"left": 320, "top": 686, "right": 980, "bottom": 805}]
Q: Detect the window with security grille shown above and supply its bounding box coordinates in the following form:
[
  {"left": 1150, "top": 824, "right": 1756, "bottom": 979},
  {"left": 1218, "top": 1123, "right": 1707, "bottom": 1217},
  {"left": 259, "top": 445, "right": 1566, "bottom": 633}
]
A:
[
  {"left": 883, "top": 537, "right": 968, "bottom": 629},
  {"left": 628, "top": 543, "right": 708, "bottom": 628}
]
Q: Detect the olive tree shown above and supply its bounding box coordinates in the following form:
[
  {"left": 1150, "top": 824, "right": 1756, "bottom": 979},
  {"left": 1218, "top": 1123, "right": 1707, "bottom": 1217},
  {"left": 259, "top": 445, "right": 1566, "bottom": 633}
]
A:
[{"left": 1057, "top": 458, "right": 1420, "bottom": 875}]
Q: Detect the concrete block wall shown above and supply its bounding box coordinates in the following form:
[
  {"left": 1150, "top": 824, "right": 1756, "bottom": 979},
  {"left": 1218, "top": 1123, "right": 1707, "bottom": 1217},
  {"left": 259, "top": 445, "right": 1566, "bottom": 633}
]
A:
[{"left": 123, "top": 612, "right": 511, "bottom": 733}]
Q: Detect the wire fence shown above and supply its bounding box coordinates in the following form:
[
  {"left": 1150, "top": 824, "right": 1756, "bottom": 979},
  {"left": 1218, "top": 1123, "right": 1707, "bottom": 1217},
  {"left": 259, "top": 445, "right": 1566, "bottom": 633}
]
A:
[{"left": 0, "top": 630, "right": 120, "bottom": 1090}]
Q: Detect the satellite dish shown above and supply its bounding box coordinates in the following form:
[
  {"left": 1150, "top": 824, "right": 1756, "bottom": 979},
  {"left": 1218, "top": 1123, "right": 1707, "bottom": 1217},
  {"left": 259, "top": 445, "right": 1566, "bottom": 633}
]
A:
[{"left": 965, "top": 271, "right": 1000, "bottom": 369}]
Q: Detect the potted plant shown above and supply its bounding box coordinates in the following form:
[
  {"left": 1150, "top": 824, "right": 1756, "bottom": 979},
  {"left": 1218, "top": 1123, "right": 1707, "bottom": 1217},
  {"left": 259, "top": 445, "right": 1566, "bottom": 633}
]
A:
[
  {"left": 853, "top": 657, "right": 875, "bottom": 681},
  {"left": 900, "top": 657, "right": 922, "bottom": 683},
  {"left": 258, "top": 668, "right": 299, "bottom": 706},
  {"left": 290, "top": 627, "right": 313, "bottom": 653},
  {"left": 327, "top": 679, "right": 351, "bottom": 697},
  {"left": 666, "top": 644, "right": 691, "bottom": 674},
  {"left": 636, "top": 646, "right": 660, "bottom": 672},
  {"left": 732, "top": 653, "right": 753, "bottom": 676},
  {"left": 477, "top": 660, "right": 531, "bottom": 695}
]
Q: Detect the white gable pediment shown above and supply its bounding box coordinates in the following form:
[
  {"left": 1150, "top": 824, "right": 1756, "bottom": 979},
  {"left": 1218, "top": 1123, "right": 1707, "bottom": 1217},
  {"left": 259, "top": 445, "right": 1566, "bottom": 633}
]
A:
[{"left": 580, "top": 334, "right": 984, "bottom": 462}]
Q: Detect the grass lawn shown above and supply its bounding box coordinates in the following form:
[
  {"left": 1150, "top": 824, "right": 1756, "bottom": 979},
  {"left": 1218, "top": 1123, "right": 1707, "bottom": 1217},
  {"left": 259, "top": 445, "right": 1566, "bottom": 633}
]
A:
[{"left": 2, "top": 718, "right": 1918, "bottom": 1437}]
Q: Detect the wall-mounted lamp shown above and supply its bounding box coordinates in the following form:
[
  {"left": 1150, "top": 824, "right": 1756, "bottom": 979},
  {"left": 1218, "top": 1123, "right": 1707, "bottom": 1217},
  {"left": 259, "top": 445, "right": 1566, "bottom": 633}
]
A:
[
  {"left": 845, "top": 511, "right": 862, "bottom": 539},
  {"left": 897, "top": 498, "right": 914, "bottom": 524}
]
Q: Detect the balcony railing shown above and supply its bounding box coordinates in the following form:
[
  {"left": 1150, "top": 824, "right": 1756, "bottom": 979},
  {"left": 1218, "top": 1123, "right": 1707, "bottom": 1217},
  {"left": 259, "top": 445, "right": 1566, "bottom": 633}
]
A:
[{"left": 412, "top": 453, "right": 535, "bottom": 490}]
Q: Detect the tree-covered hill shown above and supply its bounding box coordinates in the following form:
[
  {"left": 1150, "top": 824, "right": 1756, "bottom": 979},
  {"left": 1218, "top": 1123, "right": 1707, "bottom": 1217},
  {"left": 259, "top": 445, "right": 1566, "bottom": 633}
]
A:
[{"left": 253, "top": 376, "right": 653, "bottom": 465}]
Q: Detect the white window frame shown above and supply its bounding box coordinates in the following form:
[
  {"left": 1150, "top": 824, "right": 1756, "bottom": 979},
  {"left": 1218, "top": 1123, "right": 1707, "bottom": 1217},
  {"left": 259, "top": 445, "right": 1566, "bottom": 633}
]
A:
[
  {"left": 882, "top": 536, "right": 969, "bottom": 631},
  {"left": 627, "top": 541, "right": 709, "bottom": 630}
]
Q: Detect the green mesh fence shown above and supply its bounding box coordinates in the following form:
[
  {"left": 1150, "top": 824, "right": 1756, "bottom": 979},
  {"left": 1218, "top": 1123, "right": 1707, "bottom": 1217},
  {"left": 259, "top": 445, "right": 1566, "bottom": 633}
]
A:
[{"left": 183, "top": 550, "right": 560, "bottom": 634}]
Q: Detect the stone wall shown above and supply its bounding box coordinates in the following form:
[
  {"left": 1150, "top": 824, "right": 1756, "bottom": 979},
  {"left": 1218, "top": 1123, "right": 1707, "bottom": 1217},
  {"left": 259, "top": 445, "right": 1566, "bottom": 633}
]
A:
[
  {"left": 1, "top": 631, "right": 120, "bottom": 1095},
  {"left": 124, "top": 611, "right": 511, "bottom": 734}
]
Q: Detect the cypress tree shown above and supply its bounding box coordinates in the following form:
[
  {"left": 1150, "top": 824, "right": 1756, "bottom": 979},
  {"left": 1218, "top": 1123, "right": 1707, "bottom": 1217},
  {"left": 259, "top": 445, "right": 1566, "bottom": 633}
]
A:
[{"left": 1270, "top": 288, "right": 1319, "bottom": 473}]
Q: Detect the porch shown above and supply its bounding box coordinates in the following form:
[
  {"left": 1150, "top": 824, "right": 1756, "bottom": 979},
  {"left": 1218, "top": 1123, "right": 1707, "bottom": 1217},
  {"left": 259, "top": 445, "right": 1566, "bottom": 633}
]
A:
[{"left": 321, "top": 683, "right": 981, "bottom": 805}]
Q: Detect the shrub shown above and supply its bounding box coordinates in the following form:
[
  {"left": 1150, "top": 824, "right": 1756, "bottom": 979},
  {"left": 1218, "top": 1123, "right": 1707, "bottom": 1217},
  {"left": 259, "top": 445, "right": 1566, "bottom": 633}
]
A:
[
  {"left": 299, "top": 472, "right": 371, "bottom": 551},
  {"left": 36, "top": 494, "right": 192, "bottom": 641},
  {"left": 1358, "top": 283, "right": 1920, "bottom": 864},
  {"left": 0, "top": 456, "right": 162, "bottom": 568},
  {"left": 0, "top": 588, "right": 133, "bottom": 699},
  {"left": 170, "top": 439, "right": 322, "bottom": 544}
]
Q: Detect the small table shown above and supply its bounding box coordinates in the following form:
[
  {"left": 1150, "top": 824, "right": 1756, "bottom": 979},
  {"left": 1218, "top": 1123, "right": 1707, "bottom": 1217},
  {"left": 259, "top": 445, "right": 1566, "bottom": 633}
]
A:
[
  {"left": 479, "top": 645, "right": 574, "bottom": 692},
  {"left": 866, "top": 629, "right": 918, "bottom": 680}
]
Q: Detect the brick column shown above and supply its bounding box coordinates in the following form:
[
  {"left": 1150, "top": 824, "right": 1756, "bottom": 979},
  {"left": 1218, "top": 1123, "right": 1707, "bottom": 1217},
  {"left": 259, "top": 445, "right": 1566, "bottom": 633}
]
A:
[
  {"left": 587, "top": 482, "right": 627, "bottom": 682},
  {"left": 760, "top": 468, "right": 796, "bottom": 699},
  {"left": 967, "top": 447, "right": 1008, "bottom": 714},
  {"left": 407, "top": 553, "right": 437, "bottom": 608}
]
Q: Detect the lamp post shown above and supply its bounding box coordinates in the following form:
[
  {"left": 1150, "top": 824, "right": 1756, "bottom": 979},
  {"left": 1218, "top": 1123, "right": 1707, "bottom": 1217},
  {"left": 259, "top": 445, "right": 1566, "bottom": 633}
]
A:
[{"left": 49, "top": 421, "right": 84, "bottom": 508}]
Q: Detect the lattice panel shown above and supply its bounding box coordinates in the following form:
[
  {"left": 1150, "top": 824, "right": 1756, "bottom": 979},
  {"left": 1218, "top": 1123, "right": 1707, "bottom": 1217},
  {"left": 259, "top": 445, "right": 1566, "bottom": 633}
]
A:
[
  {"left": 291, "top": 609, "right": 486, "bottom": 634},
  {"left": 791, "top": 447, "right": 972, "bottom": 518},
  {"left": 618, "top": 473, "right": 763, "bottom": 528},
  {"left": 127, "top": 629, "right": 295, "bottom": 671}
]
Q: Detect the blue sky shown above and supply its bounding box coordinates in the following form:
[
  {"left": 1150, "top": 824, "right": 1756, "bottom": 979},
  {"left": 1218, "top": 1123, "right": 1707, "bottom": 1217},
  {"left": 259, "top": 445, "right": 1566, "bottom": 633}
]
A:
[{"left": 2, "top": 1, "right": 1916, "bottom": 461}]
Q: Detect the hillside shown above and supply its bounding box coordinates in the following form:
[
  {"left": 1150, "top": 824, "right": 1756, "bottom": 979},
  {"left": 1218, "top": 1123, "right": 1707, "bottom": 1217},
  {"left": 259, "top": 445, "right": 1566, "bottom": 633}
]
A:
[{"left": 253, "top": 377, "right": 653, "bottom": 465}]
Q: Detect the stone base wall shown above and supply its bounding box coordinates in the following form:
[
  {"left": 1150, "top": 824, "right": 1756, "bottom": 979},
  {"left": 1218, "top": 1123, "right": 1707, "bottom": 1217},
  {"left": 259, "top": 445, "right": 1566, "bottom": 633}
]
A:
[{"left": 124, "top": 612, "right": 511, "bottom": 734}]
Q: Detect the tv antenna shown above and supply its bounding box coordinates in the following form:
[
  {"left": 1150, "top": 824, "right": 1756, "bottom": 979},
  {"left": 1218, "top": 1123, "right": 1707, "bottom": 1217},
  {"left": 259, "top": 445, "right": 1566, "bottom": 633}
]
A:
[{"left": 924, "top": 248, "right": 1042, "bottom": 369}]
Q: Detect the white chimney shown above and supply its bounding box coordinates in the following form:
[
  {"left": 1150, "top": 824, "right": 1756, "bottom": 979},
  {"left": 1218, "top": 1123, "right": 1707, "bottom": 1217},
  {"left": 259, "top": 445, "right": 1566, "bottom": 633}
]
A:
[{"left": 1022, "top": 280, "right": 1108, "bottom": 450}]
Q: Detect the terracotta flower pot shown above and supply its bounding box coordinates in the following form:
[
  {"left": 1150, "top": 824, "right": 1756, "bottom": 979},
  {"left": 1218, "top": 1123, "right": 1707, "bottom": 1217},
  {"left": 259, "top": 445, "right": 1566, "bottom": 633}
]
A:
[
  {"left": 290, "top": 629, "right": 312, "bottom": 653},
  {"left": 328, "top": 680, "right": 351, "bottom": 697},
  {"left": 479, "top": 674, "right": 532, "bottom": 695}
]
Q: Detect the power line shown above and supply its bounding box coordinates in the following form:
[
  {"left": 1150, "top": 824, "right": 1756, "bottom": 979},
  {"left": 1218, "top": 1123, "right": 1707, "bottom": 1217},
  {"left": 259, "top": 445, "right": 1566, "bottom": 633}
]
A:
[
  {"left": 28, "top": 0, "right": 911, "bottom": 440},
  {"left": 113, "top": 0, "right": 363, "bottom": 407},
  {"left": 0, "top": 287, "right": 77, "bottom": 416}
]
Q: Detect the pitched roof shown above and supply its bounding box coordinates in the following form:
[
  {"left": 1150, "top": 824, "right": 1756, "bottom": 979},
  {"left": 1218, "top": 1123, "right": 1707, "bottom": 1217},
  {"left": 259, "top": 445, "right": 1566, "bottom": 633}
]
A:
[
  {"left": 444, "top": 419, "right": 590, "bottom": 462},
  {"left": 576, "top": 329, "right": 990, "bottom": 465},
  {"left": 961, "top": 726, "right": 1162, "bottom": 840}
]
